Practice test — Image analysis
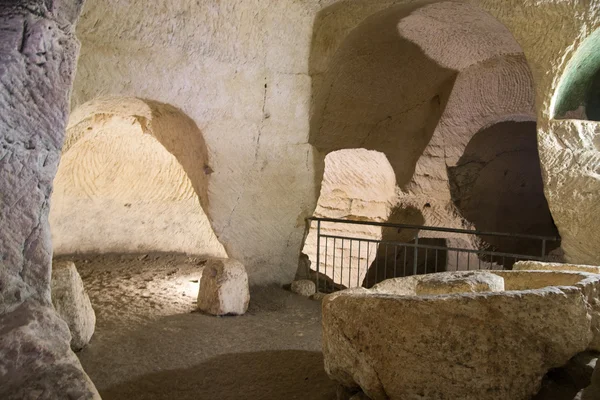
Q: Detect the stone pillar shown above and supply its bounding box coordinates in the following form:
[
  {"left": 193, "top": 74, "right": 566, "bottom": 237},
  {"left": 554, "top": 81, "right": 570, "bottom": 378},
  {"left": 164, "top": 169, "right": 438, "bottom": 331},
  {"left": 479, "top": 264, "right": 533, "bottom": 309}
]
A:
[{"left": 0, "top": 1, "right": 99, "bottom": 398}]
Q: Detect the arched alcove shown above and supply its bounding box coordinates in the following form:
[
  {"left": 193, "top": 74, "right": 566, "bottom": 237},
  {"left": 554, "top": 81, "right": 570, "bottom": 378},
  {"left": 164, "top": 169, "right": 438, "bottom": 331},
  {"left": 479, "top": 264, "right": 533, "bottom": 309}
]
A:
[
  {"left": 50, "top": 97, "right": 227, "bottom": 257},
  {"left": 301, "top": 149, "right": 397, "bottom": 287}
]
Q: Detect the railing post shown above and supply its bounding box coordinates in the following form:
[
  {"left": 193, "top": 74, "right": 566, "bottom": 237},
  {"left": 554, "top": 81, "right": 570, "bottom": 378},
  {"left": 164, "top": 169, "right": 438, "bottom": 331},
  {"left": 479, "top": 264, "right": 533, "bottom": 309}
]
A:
[
  {"left": 316, "top": 219, "right": 321, "bottom": 293},
  {"left": 413, "top": 232, "right": 419, "bottom": 276},
  {"left": 541, "top": 239, "right": 546, "bottom": 260}
]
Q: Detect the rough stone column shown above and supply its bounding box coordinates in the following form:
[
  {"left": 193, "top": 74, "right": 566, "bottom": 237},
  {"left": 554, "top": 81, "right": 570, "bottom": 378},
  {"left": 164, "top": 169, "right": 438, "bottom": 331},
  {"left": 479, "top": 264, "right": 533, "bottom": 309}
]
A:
[
  {"left": 0, "top": 1, "right": 99, "bottom": 398},
  {"left": 0, "top": 0, "right": 83, "bottom": 313}
]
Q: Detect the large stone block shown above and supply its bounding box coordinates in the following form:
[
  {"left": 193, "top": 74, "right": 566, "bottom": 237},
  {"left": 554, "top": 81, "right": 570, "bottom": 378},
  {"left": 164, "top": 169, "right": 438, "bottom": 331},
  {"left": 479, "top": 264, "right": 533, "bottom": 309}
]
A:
[
  {"left": 197, "top": 258, "right": 250, "bottom": 316},
  {"left": 323, "top": 270, "right": 600, "bottom": 400},
  {"left": 0, "top": 301, "right": 100, "bottom": 400},
  {"left": 51, "top": 261, "right": 96, "bottom": 351}
]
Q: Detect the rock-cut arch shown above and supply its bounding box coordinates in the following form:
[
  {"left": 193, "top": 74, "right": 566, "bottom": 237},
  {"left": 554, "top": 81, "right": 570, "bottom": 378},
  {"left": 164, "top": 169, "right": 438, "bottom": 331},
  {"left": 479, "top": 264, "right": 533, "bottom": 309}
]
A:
[
  {"left": 307, "top": 0, "right": 560, "bottom": 286},
  {"left": 50, "top": 97, "right": 227, "bottom": 257}
]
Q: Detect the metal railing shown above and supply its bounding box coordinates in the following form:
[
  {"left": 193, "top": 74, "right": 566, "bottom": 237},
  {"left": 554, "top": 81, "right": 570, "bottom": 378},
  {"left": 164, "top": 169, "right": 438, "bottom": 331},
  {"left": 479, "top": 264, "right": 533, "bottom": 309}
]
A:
[{"left": 307, "top": 217, "right": 561, "bottom": 293}]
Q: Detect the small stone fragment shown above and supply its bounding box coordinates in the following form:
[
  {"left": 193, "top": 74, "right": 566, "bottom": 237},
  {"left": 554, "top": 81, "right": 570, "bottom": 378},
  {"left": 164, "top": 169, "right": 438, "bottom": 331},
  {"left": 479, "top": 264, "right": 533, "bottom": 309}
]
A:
[
  {"left": 197, "top": 258, "right": 250, "bottom": 316},
  {"left": 51, "top": 261, "right": 96, "bottom": 351},
  {"left": 311, "top": 292, "right": 327, "bottom": 301},
  {"left": 415, "top": 271, "right": 505, "bottom": 295},
  {"left": 291, "top": 280, "right": 316, "bottom": 297}
]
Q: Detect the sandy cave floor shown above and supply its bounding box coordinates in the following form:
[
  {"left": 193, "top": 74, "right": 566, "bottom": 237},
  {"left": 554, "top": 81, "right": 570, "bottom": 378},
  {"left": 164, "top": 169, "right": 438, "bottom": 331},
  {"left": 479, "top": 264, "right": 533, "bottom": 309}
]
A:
[{"left": 55, "top": 254, "right": 336, "bottom": 400}]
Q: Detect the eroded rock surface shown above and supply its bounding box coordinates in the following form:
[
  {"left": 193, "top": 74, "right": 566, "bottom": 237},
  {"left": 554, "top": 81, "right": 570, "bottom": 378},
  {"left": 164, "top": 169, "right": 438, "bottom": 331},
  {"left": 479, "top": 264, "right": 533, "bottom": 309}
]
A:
[
  {"left": 51, "top": 261, "right": 96, "bottom": 351},
  {"left": 415, "top": 271, "right": 504, "bottom": 295},
  {"left": 515, "top": 261, "right": 600, "bottom": 275},
  {"left": 0, "top": 301, "right": 99, "bottom": 399},
  {"left": 198, "top": 259, "right": 250, "bottom": 316},
  {"left": 291, "top": 280, "right": 316, "bottom": 297},
  {"left": 0, "top": 2, "right": 99, "bottom": 398},
  {"left": 323, "top": 271, "right": 600, "bottom": 400}
]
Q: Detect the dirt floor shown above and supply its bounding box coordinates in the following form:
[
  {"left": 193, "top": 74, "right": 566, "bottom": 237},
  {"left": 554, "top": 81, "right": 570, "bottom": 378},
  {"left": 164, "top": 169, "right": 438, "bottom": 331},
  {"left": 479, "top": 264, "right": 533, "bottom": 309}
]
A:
[{"left": 55, "top": 254, "right": 337, "bottom": 400}]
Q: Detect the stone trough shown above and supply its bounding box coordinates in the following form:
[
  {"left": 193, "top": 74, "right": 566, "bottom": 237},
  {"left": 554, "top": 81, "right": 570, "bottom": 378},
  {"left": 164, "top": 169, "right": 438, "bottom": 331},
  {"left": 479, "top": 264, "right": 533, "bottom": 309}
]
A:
[{"left": 322, "top": 265, "right": 600, "bottom": 400}]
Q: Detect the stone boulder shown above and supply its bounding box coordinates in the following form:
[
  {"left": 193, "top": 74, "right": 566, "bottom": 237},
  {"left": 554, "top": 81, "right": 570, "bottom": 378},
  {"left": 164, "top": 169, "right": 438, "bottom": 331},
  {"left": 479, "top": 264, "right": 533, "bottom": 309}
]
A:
[
  {"left": 322, "top": 270, "right": 600, "bottom": 400},
  {"left": 0, "top": 301, "right": 100, "bottom": 399},
  {"left": 197, "top": 258, "right": 250, "bottom": 316},
  {"left": 51, "top": 261, "right": 96, "bottom": 351},
  {"left": 291, "top": 280, "right": 316, "bottom": 297},
  {"left": 415, "top": 271, "right": 504, "bottom": 295},
  {"left": 515, "top": 261, "right": 600, "bottom": 275}
]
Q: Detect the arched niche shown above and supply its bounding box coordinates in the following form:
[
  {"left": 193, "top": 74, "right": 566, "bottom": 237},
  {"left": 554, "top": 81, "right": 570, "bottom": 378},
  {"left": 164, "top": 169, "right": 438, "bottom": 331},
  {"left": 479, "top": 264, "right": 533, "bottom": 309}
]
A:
[
  {"left": 309, "top": 1, "right": 526, "bottom": 189},
  {"left": 302, "top": 149, "right": 397, "bottom": 287},
  {"left": 50, "top": 97, "right": 227, "bottom": 257}
]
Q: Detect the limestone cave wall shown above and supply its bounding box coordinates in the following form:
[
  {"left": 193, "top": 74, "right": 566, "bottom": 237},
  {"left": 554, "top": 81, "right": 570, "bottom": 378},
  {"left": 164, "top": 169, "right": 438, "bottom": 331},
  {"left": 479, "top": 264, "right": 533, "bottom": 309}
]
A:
[{"left": 62, "top": 0, "right": 600, "bottom": 284}]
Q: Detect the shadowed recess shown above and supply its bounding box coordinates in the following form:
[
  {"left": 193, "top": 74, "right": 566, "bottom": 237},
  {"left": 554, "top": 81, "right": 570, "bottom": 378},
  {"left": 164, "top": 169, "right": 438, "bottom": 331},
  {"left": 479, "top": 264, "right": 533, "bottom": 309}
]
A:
[
  {"left": 50, "top": 97, "right": 227, "bottom": 257},
  {"left": 448, "top": 121, "right": 560, "bottom": 260}
]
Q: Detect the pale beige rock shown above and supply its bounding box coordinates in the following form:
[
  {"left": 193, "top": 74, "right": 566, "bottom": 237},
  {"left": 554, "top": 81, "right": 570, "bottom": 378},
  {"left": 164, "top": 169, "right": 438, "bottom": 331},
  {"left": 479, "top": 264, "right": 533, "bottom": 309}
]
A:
[
  {"left": 323, "top": 271, "right": 600, "bottom": 400},
  {"left": 371, "top": 275, "right": 422, "bottom": 296},
  {"left": 515, "top": 261, "right": 600, "bottom": 275},
  {"left": 197, "top": 259, "right": 250, "bottom": 316},
  {"left": 415, "top": 271, "right": 504, "bottom": 296},
  {"left": 0, "top": 301, "right": 100, "bottom": 400},
  {"left": 371, "top": 271, "right": 504, "bottom": 296},
  {"left": 51, "top": 261, "right": 96, "bottom": 351},
  {"left": 0, "top": 2, "right": 99, "bottom": 398},
  {"left": 291, "top": 280, "right": 316, "bottom": 297}
]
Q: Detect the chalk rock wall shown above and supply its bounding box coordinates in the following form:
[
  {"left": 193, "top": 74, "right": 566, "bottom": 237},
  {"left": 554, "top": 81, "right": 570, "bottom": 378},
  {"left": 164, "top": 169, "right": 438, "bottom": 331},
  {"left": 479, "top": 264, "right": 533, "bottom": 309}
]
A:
[
  {"left": 67, "top": 0, "right": 600, "bottom": 284},
  {"left": 473, "top": 0, "right": 600, "bottom": 266},
  {"left": 71, "top": 0, "right": 320, "bottom": 284},
  {"left": 309, "top": 0, "right": 556, "bottom": 266},
  {"left": 539, "top": 120, "right": 600, "bottom": 266}
]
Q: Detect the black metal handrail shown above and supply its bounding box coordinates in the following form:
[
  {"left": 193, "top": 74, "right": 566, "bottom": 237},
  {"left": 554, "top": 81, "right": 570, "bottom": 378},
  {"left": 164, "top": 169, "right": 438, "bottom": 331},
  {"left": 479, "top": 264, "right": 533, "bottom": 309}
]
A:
[
  {"left": 306, "top": 217, "right": 561, "bottom": 293},
  {"left": 308, "top": 217, "right": 560, "bottom": 242},
  {"left": 319, "top": 234, "right": 548, "bottom": 261}
]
